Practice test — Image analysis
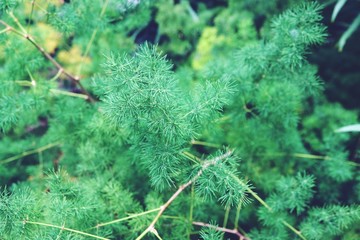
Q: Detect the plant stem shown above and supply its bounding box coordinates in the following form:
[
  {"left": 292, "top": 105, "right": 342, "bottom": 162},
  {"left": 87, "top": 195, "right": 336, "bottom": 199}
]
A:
[
  {"left": 151, "top": 228, "right": 163, "bottom": 240},
  {"left": 184, "top": 0, "right": 199, "bottom": 22},
  {"left": 229, "top": 172, "right": 307, "bottom": 240},
  {"left": 50, "top": 89, "right": 89, "bottom": 100},
  {"left": 192, "top": 221, "right": 248, "bottom": 240},
  {"left": 281, "top": 220, "right": 304, "bottom": 238},
  {"left": 136, "top": 180, "right": 193, "bottom": 239},
  {"left": 0, "top": 26, "right": 11, "bottom": 34},
  {"left": 0, "top": 16, "right": 95, "bottom": 102},
  {"left": 234, "top": 197, "right": 243, "bottom": 230},
  {"left": 264, "top": 152, "right": 360, "bottom": 167},
  {"left": 191, "top": 140, "right": 221, "bottom": 148},
  {"left": 77, "top": 0, "right": 109, "bottom": 76},
  {"left": 222, "top": 206, "right": 231, "bottom": 239},
  {"left": 136, "top": 150, "right": 234, "bottom": 240},
  {"left": 24, "top": 220, "right": 109, "bottom": 240},
  {"left": 27, "top": 0, "right": 36, "bottom": 33},
  {"left": 94, "top": 207, "right": 161, "bottom": 228},
  {"left": 9, "top": 11, "right": 27, "bottom": 33},
  {"left": 0, "top": 142, "right": 62, "bottom": 165},
  {"left": 188, "top": 183, "right": 195, "bottom": 239},
  {"left": 38, "top": 151, "right": 43, "bottom": 175},
  {"left": 292, "top": 153, "right": 328, "bottom": 160},
  {"left": 161, "top": 215, "right": 185, "bottom": 220},
  {"left": 50, "top": 68, "right": 64, "bottom": 81},
  {"left": 182, "top": 151, "right": 202, "bottom": 163},
  {"left": 222, "top": 206, "right": 230, "bottom": 230},
  {"left": 293, "top": 153, "right": 360, "bottom": 167}
]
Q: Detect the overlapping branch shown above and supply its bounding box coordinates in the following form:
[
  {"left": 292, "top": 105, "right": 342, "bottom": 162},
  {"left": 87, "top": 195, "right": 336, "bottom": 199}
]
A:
[
  {"left": 193, "top": 221, "right": 249, "bottom": 240},
  {"left": 136, "top": 150, "right": 234, "bottom": 239},
  {"left": 0, "top": 13, "right": 95, "bottom": 102}
]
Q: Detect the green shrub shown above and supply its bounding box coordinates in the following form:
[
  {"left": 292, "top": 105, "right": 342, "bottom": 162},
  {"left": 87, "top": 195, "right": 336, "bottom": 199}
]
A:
[{"left": 0, "top": 1, "right": 359, "bottom": 239}]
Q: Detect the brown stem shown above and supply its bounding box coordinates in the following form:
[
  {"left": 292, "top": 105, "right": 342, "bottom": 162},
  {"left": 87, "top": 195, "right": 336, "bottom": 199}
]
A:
[
  {"left": 0, "top": 20, "right": 95, "bottom": 102},
  {"left": 136, "top": 150, "right": 234, "bottom": 240},
  {"left": 192, "top": 221, "right": 250, "bottom": 240}
]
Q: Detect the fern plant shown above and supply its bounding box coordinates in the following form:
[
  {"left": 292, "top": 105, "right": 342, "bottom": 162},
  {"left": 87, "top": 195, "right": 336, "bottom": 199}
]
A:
[{"left": 0, "top": 0, "right": 359, "bottom": 239}]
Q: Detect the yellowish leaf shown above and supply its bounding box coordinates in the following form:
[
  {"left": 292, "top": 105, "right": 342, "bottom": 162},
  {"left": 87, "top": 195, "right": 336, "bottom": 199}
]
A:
[
  {"left": 31, "top": 23, "right": 62, "bottom": 53},
  {"left": 57, "top": 45, "right": 91, "bottom": 77}
]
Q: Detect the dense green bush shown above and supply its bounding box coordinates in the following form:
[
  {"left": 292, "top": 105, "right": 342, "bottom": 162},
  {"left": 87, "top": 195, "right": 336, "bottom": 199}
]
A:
[{"left": 0, "top": 0, "right": 359, "bottom": 239}]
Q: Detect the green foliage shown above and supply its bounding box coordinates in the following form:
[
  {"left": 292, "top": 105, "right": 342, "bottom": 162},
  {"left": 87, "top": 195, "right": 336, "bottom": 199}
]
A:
[
  {"left": 155, "top": 0, "right": 210, "bottom": 55},
  {"left": 270, "top": 172, "right": 315, "bottom": 214},
  {"left": 0, "top": 187, "right": 39, "bottom": 238},
  {"left": 47, "top": 3, "right": 79, "bottom": 35},
  {"left": 272, "top": 2, "right": 326, "bottom": 54},
  {"left": 0, "top": 1, "right": 359, "bottom": 240},
  {"left": 94, "top": 44, "right": 235, "bottom": 190},
  {"left": 0, "top": 92, "right": 36, "bottom": 131},
  {"left": 199, "top": 223, "right": 223, "bottom": 240},
  {"left": 0, "top": 0, "right": 17, "bottom": 13},
  {"left": 300, "top": 205, "right": 360, "bottom": 240},
  {"left": 195, "top": 151, "right": 251, "bottom": 207}
]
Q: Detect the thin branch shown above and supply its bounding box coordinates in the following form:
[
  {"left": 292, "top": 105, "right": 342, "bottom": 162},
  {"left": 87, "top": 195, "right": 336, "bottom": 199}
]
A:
[
  {"left": 50, "top": 68, "right": 64, "bottom": 81},
  {"left": 9, "top": 11, "right": 27, "bottom": 33},
  {"left": 184, "top": 0, "right": 199, "bottom": 22},
  {"left": 188, "top": 183, "right": 195, "bottom": 239},
  {"left": 293, "top": 153, "right": 360, "bottom": 167},
  {"left": 0, "top": 26, "right": 11, "bottom": 35},
  {"left": 222, "top": 205, "right": 230, "bottom": 230},
  {"left": 161, "top": 215, "right": 185, "bottom": 220},
  {"left": 191, "top": 140, "right": 221, "bottom": 148},
  {"left": 182, "top": 151, "right": 202, "bottom": 163},
  {"left": 0, "top": 16, "right": 95, "bottom": 102},
  {"left": 136, "top": 150, "right": 234, "bottom": 240},
  {"left": 150, "top": 228, "right": 163, "bottom": 240},
  {"left": 193, "top": 221, "right": 249, "bottom": 240},
  {"left": 234, "top": 194, "right": 244, "bottom": 230},
  {"left": 77, "top": 0, "right": 109, "bottom": 76},
  {"left": 0, "top": 142, "right": 62, "bottom": 165},
  {"left": 93, "top": 207, "right": 161, "bottom": 229},
  {"left": 281, "top": 220, "right": 304, "bottom": 238},
  {"left": 77, "top": 29, "right": 98, "bottom": 76},
  {"left": 27, "top": 0, "right": 36, "bottom": 33},
  {"left": 228, "top": 171, "right": 307, "bottom": 240},
  {"left": 24, "top": 220, "right": 109, "bottom": 240},
  {"left": 50, "top": 89, "right": 89, "bottom": 100},
  {"left": 34, "top": 1, "right": 48, "bottom": 13},
  {"left": 262, "top": 152, "right": 360, "bottom": 167}
]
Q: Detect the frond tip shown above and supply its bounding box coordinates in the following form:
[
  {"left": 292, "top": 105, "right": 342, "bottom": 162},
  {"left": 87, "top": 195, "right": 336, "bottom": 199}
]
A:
[{"left": 300, "top": 205, "right": 360, "bottom": 240}]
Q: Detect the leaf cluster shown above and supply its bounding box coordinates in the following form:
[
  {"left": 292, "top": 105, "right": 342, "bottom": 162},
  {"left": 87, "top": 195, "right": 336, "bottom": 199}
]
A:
[
  {"left": 95, "top": 44, "right": 235, "bottom": 190},
  {"left": 0, "top": 1, "right": 359, "bottom": 239}
]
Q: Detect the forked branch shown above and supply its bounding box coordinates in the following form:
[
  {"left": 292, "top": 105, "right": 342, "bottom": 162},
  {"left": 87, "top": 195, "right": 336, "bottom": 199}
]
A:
[
  {"left": 0, "top": 15, "right": 95, "bottom": 102},
  {"left": 136, "top": 150, "right": 234, "bottom": 240},
  {"left": 193, "top": 221, "right": 249, "bottom": 240}
]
